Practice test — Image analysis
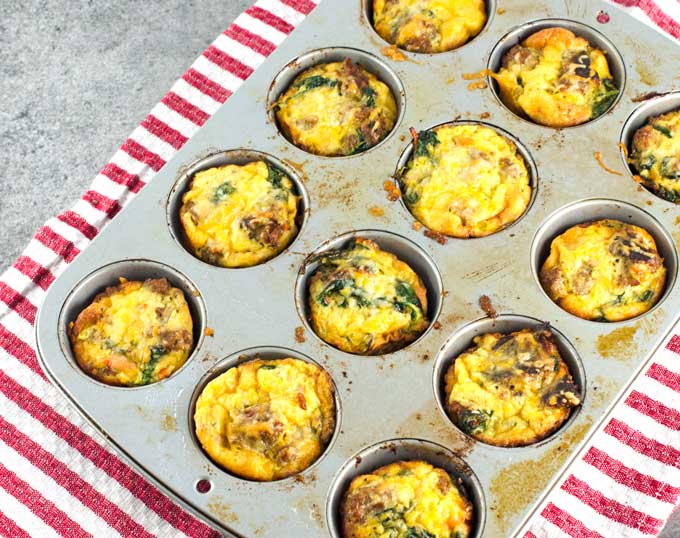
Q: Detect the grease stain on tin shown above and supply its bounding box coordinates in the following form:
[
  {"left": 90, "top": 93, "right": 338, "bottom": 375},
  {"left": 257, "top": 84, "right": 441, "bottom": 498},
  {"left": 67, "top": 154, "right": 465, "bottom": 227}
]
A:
[
  {"left": 207, "top": 497, "right": 239, "bottom": 523},
  {"left": 635, "top": 54, "right": 660, "bottom": 86},
  {"left": 161, "top": 413, "right": 177, "bottom": 432},
  {"left": 596, "top": 325, "right": 638, "bottom": 360},
  {"left": 395, "top": 406, "right": 475, "bottom": 457}
]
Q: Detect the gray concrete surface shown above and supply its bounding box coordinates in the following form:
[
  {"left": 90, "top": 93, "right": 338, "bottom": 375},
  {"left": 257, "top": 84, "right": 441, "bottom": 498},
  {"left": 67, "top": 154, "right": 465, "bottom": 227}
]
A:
[{"left": 1, "top": 1, "right": 679, "bottom": 537}]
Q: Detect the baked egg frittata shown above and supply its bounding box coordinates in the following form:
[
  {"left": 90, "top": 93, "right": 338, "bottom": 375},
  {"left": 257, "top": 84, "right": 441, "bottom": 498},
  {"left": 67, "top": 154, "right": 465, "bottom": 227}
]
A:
[
  {"left": 372, "top": 0, "right": 487, "bottom": 53},
  {"left": 342, "top": 460, "right": 473, "bottom": 538},
  {"left": 69, "top": 277, "right": 194, "bottom": 387},
  {"left": 540, "top": 219, "right": 666, "bottom": 321},
  {"left": 274, "top": 58, "right": 397, "bottom": 156},
  {"left": 494, "top": 27, "right": 619, "bottom": 127},
  {"left": 399, "top": 123, "right": 532, "bottom": 238},
  {"left": 629, "top": 108, "right": 680, "bottom": 203},
  {"left": 444, "top": 328, "right": 581, "bottom": 447},
  {"left": 308, "top": 237, "right": 429, "bottom": 355},
  {"left": 179, "top": 160, "right": 300, "bottom": 268},
  {"left": 194, "top": 357, "right": 336, "bottom": 481}
]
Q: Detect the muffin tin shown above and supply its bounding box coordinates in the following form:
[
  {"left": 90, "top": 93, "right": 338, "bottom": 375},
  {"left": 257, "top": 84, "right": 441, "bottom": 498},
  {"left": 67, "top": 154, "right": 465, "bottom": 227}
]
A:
[{"left": 35, "top": 1, "right": 680, "bottom": 536}]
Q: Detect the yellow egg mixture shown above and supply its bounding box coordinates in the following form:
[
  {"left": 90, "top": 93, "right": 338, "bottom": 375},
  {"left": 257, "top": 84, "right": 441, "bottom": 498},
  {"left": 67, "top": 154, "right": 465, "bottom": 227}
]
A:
[
  {"left": 494, "top": 27, "right": 619, "bottom": 127},
  {"left": 194, "top": 357, "right": 335, "bottom": 481},
  {"left": 69, "top": 278, "right": 194, "bottom": 386},
  {"left": 274, "top": 59, "right": 397, "bottom": 156},
  {"left": 342, "top": 460, "right": 473, "bottom": 538},
  {"left": 179, "top": 160, "right": 300, "bottom": 268},
  {"left": 540, "top": 219, "right": 666, "bottom": 321},
  {"left": 372, "top": 0, "right": 487, "bottom": 53},
  {"left": 630, "top": 108, "right": 680, "bottom": 203},
  {"left": 444, "top": 328, "right": 581, "bottom": 447},
  {"left": 399, "top": 123, "right": 531, "bottom": 238},
  {"left": 308, "top": 238, "right": 429, "bottom": 355}
]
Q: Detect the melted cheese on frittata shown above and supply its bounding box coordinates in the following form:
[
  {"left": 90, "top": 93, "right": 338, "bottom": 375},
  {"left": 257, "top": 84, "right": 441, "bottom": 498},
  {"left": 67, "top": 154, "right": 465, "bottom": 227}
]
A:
[
  {"left": 399, "top": 124, "right": 531, "bottom": 238},
  {"left": 274, "top": 59, "right": 397, "bottom": 156},
  {"left": 69, "top": 278, "right": 194, "bottom": 386},
  {"left": 630, "top": 108, "right": 680, "bottom": 203},
  {"left": 372, "top": 0, "right": 487, "bottom": 53},
  {"left": 194, "top": 358, "right": 335, "bottom": 481},
  {"left": 179, "top": 160, "right": 299, "bottom": 268},
  {"left": 342, "top": 460, "right": 473, "bottom": 538},
  {"left": 308, "top": 238, "right": 429, "bottom": 355},
  {"left": 444, "top": 328, "right": 581, "bottom": 447},
  {"left": 494, "top": 27, "right": 619, "bottom": 127},
  {"left": 540, "top": 219, "right": 666, "bottom": 321}
]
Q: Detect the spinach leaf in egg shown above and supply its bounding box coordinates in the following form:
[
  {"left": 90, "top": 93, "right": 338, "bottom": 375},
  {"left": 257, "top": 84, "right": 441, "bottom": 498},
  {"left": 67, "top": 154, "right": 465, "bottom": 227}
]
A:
[
  {"left": 591, "top": 78, "right": 619, "bottom": 118},
  {"left": 460, "top": 409, "right": 493, "bottom": 435},
  {"left": 361, "top": 86, "right": 377, "bottom": 108},
  {"left": 652, "top": 124, "right": 673, "bottom": 138},
  {"left": 294, "top": 75, "right": 338, "bottom": 94},
  {"left": 406, "top": 528, "right": 436, "bottom": 538},
  {"left": 661, "top": 157, "right": 680, "bottom": 179},
  {"left": 213, "top": 181, "right": 235, "bottom": 202},
  {"left": 267, "top": 163, "right": 287, "bottom": 189},
  {"left": 414, "top": 130, "right": 440, "bottom": 159},
  {"left": 140, "top": 345, "right": 167, "bottom": 385}
]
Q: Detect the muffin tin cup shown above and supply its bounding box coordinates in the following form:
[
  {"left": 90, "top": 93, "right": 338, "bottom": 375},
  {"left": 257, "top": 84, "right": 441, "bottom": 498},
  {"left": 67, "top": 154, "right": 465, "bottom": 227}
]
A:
[
  {"left": 294, "top": 229, "right": 444, "bottom": 355},
  {"left": 188, "top": 345, "right": 342, "bottom": 483},
  {"left": 530, "top": 198, "right": 678, "bottom": 323},
  {"left": 486, "top": 18, "right": 627, "bottom": 128},
  {"left": 325, "top": 438, "right": 486, "bottom": 538},
  {"left": 57, "top": 259, "right": 207, "bottom": 389},
  {"left": 432, "top": 314, "right": 586, "bottom": 450}
]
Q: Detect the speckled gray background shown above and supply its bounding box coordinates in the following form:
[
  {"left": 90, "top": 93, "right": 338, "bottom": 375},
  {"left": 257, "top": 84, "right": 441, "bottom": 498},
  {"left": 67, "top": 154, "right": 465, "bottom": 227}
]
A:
[{"left": 1, "top": 1, "right": 678, "bottom": 535}]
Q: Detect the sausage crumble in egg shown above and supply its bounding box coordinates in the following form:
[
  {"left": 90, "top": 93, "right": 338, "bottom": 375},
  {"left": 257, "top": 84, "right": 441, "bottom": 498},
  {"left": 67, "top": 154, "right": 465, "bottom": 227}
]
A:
[
  {"left": 444, "top": 328, "right": 581, "bottom": 447},
  {"left": 179, "top": 160, "right": 300, "bottom": 268},
  {"left": 399, "top": 123, "right": 532, "bottom": 238},
  {"left": 194, "top": 357, "right": 336, "bottom": 481},
  {"left": 68, "top": 277, "right": 194, "bottom": 387},
  {"left": 342, "top": 460, "right": 473, "bottom": 538},
  {"left": 372, "top": 0, "right": 487, "bottom": 53},
  {"left": 308, "top": 237, "right": 429, "bottom": 355},
  {"left": 540, "top": 219, "right": 666, "bottom": 321},
  {"left": 629, "top": 108, "right": 680, "bottom": 203},
  {"left": 494, "top": 27, "right": 619, "bottom": 127},
  {"left": 274, "top": 58, "right": 397, "bottom": 156}
]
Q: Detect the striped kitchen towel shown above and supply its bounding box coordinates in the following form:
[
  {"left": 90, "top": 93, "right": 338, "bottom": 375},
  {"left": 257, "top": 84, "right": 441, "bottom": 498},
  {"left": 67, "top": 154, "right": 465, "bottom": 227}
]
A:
[{"left": 0, "top": 0, "right": 679, "bottom": 536}]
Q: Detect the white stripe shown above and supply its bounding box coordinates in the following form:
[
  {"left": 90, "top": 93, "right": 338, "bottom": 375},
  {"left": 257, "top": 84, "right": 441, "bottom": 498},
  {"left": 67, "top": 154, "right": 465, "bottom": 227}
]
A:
[
  {"left": 24, "top": 239, "right": 71, "bottom": 274},
  {"left": 1, "top": 440, "right": 119, "bottom": 537},
  {"left": 0, "top": 264, "right": 46, "bottom": 307},
  {"left": 72, "top": 199, "right": 106, "bottom": 228},
  {"left": 0, "top": 485, "right": 62, "bottom": 538},
  {"left": 654, "top": 349, "right": 680, "bottom": 375},
  {"left": 170, "top": 79, "right": 221, "bottom": 115},
  {"left": 255, "top": 0, "right": 306, "bottom": 26},
  {"left": 653, "top": 0, "right": 680, "bottom": 20},
  {"left": 234, "top": 13, "right": 287, "bottom": 45},
  {"left": 193, "top": 55, "right": 246, "bottom": 92},
  {"left": 526, "top": 516, "right": 568, "bottom": 538},
  {"left": 213, "top": 34, "right": 266, "bottom": 69},
  {"left": 129, "top": 126, "right": 176, "bottom": 163},
  {"left": 91, "top": 174, "right": 129, "bottom": 201},
  {"left": 614, "top": 403, "right": 680, "bottom": 441},
  {"left": 109, "top": 149, "right": 155, "bottom": 181},
  {"left": 633, "top": 374, "right": 680, "bottom": 411},
  {"left": 149, "top": 103, "right": 200, "bottom": 139},
  {"left": 0, "top": 304, "right": 34, "bottom": 341},
  {"left": 45, "top": 218, "right": 90, "bottom": 249}
]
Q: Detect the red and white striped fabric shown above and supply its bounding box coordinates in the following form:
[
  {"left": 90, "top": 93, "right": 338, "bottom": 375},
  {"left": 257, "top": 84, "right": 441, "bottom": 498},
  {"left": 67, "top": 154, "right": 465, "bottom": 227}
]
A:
[{"left": 0, "top": 0, "right": 678, "bottom": 536}]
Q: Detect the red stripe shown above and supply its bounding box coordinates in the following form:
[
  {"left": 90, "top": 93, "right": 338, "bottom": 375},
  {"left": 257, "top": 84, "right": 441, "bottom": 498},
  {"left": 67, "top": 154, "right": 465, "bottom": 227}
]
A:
[
  {"left": 34, "top": 226, "right": 80, "bottom": 263},
  {"left": 647, "top": 362, "right": 680, "bottom": 392},
  {"left": 584, "top": 446, "right": 680, "bottom": 503},
  {"left": 141, "top": 115, "right": 188, "bottom": 151},
  {"left": 0, "top": 372, "right": 220, "bottom": 538},
  {"left": 561, "top": 475, "right": 662, "bottom": 534},
  {"left": 524, "top": 532, "right": 538, "bottom": 538},
  {"left": 626, "top": 390, "right": 680, "bottom": 430},
  {"left": 100, "top": 163, "right": 145, "bottom": 193},
  {"left": 0, "top": 464, "right": 91, "bottom": 538},
  {"left": 203, "top": 45, "right": 254, "bottom": 80},
  {"left": 246, "top": 6, "right": 294, "bottom": 34},
  {"left": 82, "top": 190, "right": 122, "bottom": 220},
  {"left": 541, "top": 502, "right": 603, "bottom": 538},
  {"left": 182, "top": 68, "right": 232, "bottom": 103},
  {"left": 278, "top": 0, "right": 316, "bottom": 15},
  {"left": 0, "top": 283, "right": 37, "bottom": 324},
  {"left": 666, "top": 334, "right": 680, "bottom": 355},
  {"left": 120, "top": 139, "right": 166, "bottom": 172},
  {"left": 13, "top": 256, "right": 55, "bottom": 291},
  {"left": 612, "top": 0, "right": 680, "bottom": 39},
  {"left": 225, "top": 24, "right": 276, "bottom": 56},
  {"left": 161, "top": 92, "right": 209, "bottom": 126},
  {"left": 57, "top": 211, "right": 98, "bottom": 240},
  {"left": 0, "top": 511, "right": 30, "bottom": 538},
  {"left": 605, "top": 419, "right": 680, "bottom": 468},
  {"left": 0, "top": 327, "right": 43, "bottom": 378},
  {"left": 0, "top": 417, "right": 155, "bottom": 538}
]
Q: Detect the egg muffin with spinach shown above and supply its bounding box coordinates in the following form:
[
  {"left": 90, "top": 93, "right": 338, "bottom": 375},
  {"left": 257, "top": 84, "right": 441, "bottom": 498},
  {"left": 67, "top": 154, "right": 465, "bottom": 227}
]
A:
[
  {"left": 308, "top": 238, "right": 429, "bottom": 355},
  {"left": 372, "top": 0, "right": 487, "bottom": 53},
  {"left": 540, "top": 219, "right": 666, "bottom": 321},
  {"left": 274, "top": 58, "right": 397, "bottom": 156},
  {"left": 194, "top": 357, "right": 335, "bottom": 481},
  {"left": 69, "top": 278, "right": 194, "bottom": 387},
  {"left": 444, "top": 328, "right": 581, "bottom": 447},
  {"left": 629, "top": 108, "right": 680, "bottom": 203},
  {"left": 493, "top": 27, "right": 619, "bottom": 127},
  {"left": 179, "top": 160, "right": 300, "bottom": 268},
  {"left": 399, "top": 123, "right": 532, "bottom": 238},
  {"left": 342, "top": 460, "right": 473, "bottom": 538}
]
